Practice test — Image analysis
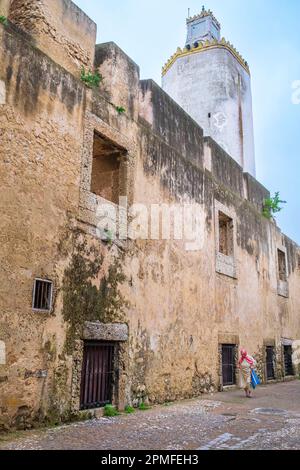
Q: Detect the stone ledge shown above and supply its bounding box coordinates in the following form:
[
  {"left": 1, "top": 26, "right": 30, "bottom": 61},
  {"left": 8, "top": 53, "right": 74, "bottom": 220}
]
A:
[
  {"left": 218, "top": 334, "right": 239, "bottom": 345},
  {"left": 277, "top": 280, "right": 289, "bottom": 298},
  {"left": 83, "top": 322, "right": 129, "bottom": 342},
  {"left": 216, "top": 253, "right": 237, "bottom": 279},
  {"left": 222, "top": 385, "right": 238, "bottom": 392},
  {"left": 284, "top": 376, "right": 297, "bottom": 382}
]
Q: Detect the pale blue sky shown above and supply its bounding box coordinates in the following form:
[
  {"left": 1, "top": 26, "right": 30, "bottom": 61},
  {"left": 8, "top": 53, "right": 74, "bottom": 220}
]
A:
[{"left": 75, "top": 0, "right": 300, "bottom": 244}]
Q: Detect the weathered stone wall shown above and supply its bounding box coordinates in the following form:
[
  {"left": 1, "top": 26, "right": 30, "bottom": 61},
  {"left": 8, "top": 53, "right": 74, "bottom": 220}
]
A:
[
  {"left": 0, "top": 18, "right": 86, "bottom": 430},
  {"left": 0, "top": 3, "right": 300, "bottom": 432},
  {"left": 95, "top": 42, "right": 140, "bottom": 122},
  {"left": 0, "top": 0, "right": 11, "bottom": 17},
  {"left": 8, "top": 0, "right": 97, "bottom": 76},
  {"left": 124, "top": 76, "right": 300, "bottom": 401}
]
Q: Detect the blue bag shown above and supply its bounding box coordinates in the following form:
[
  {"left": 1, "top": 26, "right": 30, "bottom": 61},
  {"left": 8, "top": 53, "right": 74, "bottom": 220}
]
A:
[{"left": 251, "top": 370, "right": 261, "bottom": 389}]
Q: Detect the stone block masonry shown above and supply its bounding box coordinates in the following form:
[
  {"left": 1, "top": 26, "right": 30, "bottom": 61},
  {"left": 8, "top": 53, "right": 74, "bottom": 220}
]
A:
[{"left": 8, "top": 0, "right": 97, "bottom": 76}]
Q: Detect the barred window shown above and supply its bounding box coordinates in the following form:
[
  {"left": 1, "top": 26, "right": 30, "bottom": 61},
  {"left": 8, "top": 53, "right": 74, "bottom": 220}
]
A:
[{"left": 32, "top": 279, "right": 53, "bottom": 311}]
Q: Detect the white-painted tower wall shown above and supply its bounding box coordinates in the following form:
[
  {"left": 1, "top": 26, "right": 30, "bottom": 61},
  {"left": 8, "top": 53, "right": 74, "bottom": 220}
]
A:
[{"left": 162, "top": 8, "right": 256, "bottom": 176}]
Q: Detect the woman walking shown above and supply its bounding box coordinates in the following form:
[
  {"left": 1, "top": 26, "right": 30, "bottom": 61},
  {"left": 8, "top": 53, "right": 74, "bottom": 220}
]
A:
[{"left": 239, "top": 348, "right": 257, "bottom": 398}]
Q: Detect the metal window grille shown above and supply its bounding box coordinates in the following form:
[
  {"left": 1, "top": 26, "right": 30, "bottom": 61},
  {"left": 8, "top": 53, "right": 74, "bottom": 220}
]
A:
[
  {"left": 32, "top": 279, "right": 53, "bottom": 311},
  {"left": 266, "top": 346, "right": 275, "bottom": 380},
  {"left": 284, "top": 346, "right": 294, "bottom": 376},
  {"left": 222, "top": 345, "right": 236, "bottom": 386},
  {"left": 80, "top": 341, "right": 115, "bottom": 410}
]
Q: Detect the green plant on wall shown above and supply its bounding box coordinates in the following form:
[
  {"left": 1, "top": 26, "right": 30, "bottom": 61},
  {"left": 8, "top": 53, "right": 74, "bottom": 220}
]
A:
[
  {"left": 80, "top": 67, "right": 103, "bottom": 88},
  {"left": 115, "top": 106, "right": 126, "bottom": 115},
  {"left": 262, "top": 192, "right": 287, "bottom": 219},
  {"left": 0, "top": 16, "right": 8, "bottom": 25}
]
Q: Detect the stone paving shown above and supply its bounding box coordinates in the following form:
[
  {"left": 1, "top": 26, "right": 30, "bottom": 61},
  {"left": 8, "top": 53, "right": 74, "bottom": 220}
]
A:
[{"left": 1, "top": 381, "right": 300, "bottom": 450}]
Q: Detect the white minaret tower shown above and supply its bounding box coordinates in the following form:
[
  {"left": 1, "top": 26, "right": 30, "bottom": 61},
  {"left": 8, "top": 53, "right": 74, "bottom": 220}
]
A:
[{"left": 162, "top": 7, "right": 256, "bottom": 176}]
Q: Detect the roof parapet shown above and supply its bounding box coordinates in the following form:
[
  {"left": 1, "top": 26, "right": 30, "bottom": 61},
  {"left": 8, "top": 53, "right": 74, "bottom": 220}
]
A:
[
  {"left": 162, "top": 38, "right": 250, "bottom": 76},
  {"left": 186, "top": 7, "right": 221, "bottom": 29}
]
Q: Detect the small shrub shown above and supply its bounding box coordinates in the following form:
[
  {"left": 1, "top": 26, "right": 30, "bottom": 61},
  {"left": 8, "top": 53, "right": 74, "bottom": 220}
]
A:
[
  {"left": 103, "top": 404, "right": 119, "bottom": 417},
  {"left": 139, "top": 402, "right": 150, "bottom": 411},
  {"left": 0, "top": 16, "right": 8, "bottom": 25},
  {"left": 262, "top": 192, "right": 287, "bottom": 219},
  {"left": 115, "top": 106, "right": 126, "bottom": 115},
  {"left": 125, "top": 405, "right": 135, "bottom": 414},
  {"left": 80, "top": 67, "right": 102, "bottom": 88}
]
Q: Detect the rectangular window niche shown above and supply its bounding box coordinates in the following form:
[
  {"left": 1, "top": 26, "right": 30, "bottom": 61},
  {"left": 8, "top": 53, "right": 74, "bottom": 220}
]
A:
[
  {"left": 79, "top": 113, "right": 133, "bottom": 235},
  {"left": 215, "top": 201, "right": 237, "bottom": 279},
  {"left": 277, "top": 247, "right": 289, "bottom": 298}
]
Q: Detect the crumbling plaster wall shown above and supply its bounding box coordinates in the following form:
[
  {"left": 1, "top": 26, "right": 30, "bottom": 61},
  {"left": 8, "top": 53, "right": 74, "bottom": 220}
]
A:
[
  {"left": 128, "top": 79, "right": 300, "bottom": 401},
  {"left": 0, "top": 16, "right": 139, "bottom": 429},
  {"left": 0, "top": 2, "right": 300, "bottom": 431},
  {"left": 0, "top": 0, "right": 11, "bottom": 17},
  {"left": 0, "top": 19, "right": 87, "bottom": 429},
  {"left": 8, "top": 0, "right": 97, "bottom": 76}
]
